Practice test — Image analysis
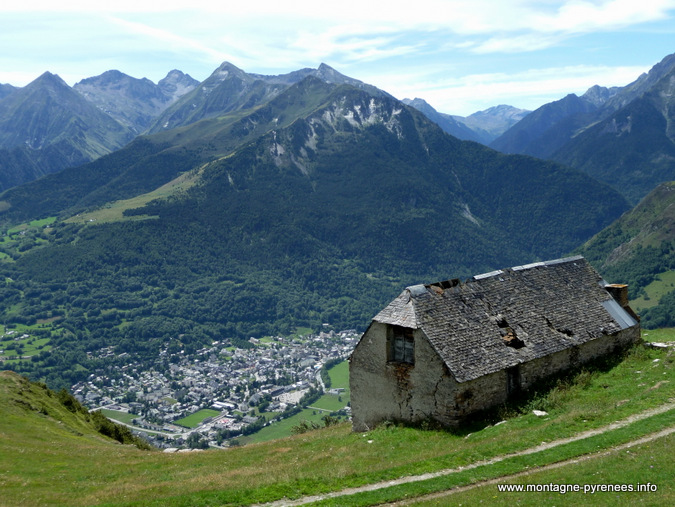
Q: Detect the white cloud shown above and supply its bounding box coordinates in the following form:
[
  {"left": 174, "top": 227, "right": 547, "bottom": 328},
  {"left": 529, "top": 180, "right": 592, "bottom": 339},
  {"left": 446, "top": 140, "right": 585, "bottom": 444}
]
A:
[
  {"left": 106, "top": 16, "right": 233, "bottom": 64},
  {"left": 532, "top": 0, "right": 675, "bottom": 33},
  {"left": 0, "top": 0, "right": 672, "bottom": 114},
  {"left": 471, "top": 33, "right": 567, "bottom": 54},
  {"left": 290, "top": 25, "right": 423, "bottom": 64},
  {"left": 367, "top": 64, "right": 650, "bottom": 115},
  {"left": 2, "top": 1, "right": 673, "bottom": 75},
  {"left": 7, "top": 1, "right": 674, "bottom": 30}
]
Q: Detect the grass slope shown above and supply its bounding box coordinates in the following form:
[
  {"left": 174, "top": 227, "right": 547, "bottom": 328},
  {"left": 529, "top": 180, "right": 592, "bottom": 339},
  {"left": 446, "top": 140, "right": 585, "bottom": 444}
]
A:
[
  {"left": 631, "top": 270, "right": 675, "bottom": 312},
  {"left": 409, "top": 433, "right": 673, "bottom": 506},
  {"left": 1, "top": 335, "right": 673, "bottom": 506},
  {"left": 577, "top": 181, "right": 675, "bottom": 327}
]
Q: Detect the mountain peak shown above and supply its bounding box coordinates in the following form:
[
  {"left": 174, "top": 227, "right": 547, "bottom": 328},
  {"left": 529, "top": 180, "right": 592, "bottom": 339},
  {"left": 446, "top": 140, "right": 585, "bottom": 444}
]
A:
[
  {"left": 0, "top": 83, "right": 17, "bottom": 101},
  {"left": 211, "top": 61, "right": 249, "bottom": 80},
  {"left": 94, "top": 69, "right": 127, "bottom": 81},
  {"left": 317, "top": 62, "right": 338, "bottom": 75},
  {"left": 403, "top": 97, "right": 432, "bottom": 108},
  {"left": 314, "top": 63, "right": 356, "bottom": 85},
  {"left": 157, "top": 70, "right": 199, "bottom": 101},
  {"left": 161, "top": 69, "right": 196, "bottom": 82},
  {"left": 582, "top": 85, "right": 619, "bottom": 107},
  {"left": 472, "top": 104, "right": 529, "bottom": 117},
  {"left": 0, "top": 67, "right": 134, "bottom": 186},
  {"left": 605, "top": 51, "right": 675, "bottom": 111},
  {"left": 75, "top": 70, "right": 156, "bottom": 89},
  {"left": 33, "top": 71, "right": 69, "bottom": 88}
]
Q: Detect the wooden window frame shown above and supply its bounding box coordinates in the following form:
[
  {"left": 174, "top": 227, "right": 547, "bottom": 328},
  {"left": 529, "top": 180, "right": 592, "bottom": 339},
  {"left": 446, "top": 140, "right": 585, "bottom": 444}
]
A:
[{"left": 388, "top": 325, "right": 415, "bottom": 364}]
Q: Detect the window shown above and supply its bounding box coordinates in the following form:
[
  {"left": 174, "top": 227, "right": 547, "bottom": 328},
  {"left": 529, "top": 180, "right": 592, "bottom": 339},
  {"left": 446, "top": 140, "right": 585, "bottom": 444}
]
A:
[{"left": 389, "top": 325, "right": 414, "bottom": 364}]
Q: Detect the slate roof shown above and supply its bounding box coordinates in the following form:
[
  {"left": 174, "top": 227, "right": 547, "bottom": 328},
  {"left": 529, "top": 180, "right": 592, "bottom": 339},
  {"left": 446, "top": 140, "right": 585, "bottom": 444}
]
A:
[{"left": 373, "top": 256, "right": 638, "bottom": 383}]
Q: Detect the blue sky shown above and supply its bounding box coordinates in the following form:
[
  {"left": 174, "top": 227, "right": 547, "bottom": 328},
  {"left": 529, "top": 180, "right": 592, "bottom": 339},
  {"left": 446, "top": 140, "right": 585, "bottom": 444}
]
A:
[{"left": 1, "top": 1, "right": 674, "bottom": 115}]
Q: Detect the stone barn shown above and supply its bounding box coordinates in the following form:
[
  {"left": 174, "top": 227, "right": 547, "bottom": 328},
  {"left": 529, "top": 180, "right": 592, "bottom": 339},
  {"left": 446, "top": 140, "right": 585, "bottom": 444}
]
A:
[{"left": 349, "top": 256, "right": 640, "bottom": 431}]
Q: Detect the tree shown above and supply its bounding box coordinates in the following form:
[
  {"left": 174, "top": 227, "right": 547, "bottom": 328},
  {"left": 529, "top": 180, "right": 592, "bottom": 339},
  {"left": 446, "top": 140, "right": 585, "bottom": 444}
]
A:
[{"left": 186, "top": 432, "right": 208, "bottom": 449}]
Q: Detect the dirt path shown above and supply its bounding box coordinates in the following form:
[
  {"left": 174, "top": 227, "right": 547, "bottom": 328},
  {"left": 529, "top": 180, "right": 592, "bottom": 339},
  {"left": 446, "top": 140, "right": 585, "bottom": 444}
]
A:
[
  {"left": 387, "top": 425, "right": 675, "bottom": 506},
  {"left": 259, "top": 402, "right": 674, "bottom": 507}
]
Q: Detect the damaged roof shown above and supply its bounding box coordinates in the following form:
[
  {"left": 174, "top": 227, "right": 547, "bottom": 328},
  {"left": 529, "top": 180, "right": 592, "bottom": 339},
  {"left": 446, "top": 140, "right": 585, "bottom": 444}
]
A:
[{"left": 373, "top": 256, "right": 639, "bottom": 383}]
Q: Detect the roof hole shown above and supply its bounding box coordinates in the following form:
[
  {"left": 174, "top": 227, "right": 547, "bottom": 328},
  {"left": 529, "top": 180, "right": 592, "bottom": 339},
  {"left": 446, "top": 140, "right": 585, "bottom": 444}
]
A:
[{"left": 497, "top": 318, "right": 525, "bottom": 349}]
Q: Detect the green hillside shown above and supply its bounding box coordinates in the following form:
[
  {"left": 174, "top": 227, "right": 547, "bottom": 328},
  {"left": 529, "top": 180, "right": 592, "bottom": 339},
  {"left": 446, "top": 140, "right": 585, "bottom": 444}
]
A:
[
  {"left": 0, "top": 78, "right": 631, "bottom": 389},
  {"left": 0, "top": 370, "right": 150, "bottom": 454},
  {"left": 1, "top": 335, "right": 673, "bottom": 506},
  {"left": 577, "top": 182, "right": 675, "bottom": 327}
]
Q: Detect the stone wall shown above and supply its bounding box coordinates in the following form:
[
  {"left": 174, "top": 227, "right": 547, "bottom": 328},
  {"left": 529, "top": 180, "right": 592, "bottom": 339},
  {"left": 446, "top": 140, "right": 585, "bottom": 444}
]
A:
[
  {"left": 519, "top": 326, "right": 640, "bottom": 391},
  {"left": 350, "top": 322, "right": 451, "bottom": 431},
  {"left": 350, "top": 323, "right": 641, "bottom": 431}
]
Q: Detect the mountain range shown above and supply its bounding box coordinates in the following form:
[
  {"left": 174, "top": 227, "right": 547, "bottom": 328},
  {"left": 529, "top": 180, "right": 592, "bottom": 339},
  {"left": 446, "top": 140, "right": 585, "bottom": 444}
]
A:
[
  {"left": 402, "top": 98, "right": 530, "bottom": 144},
  {"left": 487, "top": 52, "right": 675, "bottom": 204},
  {"left": 0, "top": 62, "right": 631, "bottom": 389},
  {"left": 2, "top": 53, "right": 675, "bottom": 390},
  {"left": 73, "top": 69, "right": 199, "bottom": 133},
  {"left": 145, "top": 62, "right": 390, "bottom": 135},
  {"left": 0, "top": 72, "right": 135, "bottom": 192},
  {"left": 0, "top": 69, "right": 199, "bottom": 193},
  {"left": 3, "top": 53, "right": 675, "bottom": 205},
  {"left": 403, "top": 98, "right": 530, "bottom": 145},
  {"left": 0, "top": 63, "right": 525, "bottom": 194}
]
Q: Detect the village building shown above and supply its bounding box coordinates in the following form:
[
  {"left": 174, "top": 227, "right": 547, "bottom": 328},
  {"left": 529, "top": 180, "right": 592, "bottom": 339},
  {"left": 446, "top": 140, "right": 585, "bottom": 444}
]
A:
[{"left": 349, "top": 256, "right": 640, "bottom": 431}]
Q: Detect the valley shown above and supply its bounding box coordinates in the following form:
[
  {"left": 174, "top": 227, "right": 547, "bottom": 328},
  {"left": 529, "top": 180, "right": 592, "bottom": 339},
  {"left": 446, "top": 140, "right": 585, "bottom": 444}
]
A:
[
  {"left": 0, "top": 68, "right": 633, "bottom": 395},
  {"left": 1, "top": 8, "right": 675, "bottom": 506}
]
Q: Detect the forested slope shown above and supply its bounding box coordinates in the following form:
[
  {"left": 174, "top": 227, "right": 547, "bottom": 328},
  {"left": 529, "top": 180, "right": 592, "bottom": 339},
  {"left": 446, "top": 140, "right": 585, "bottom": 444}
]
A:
[{"left": 0, "top": 78, "right": 629, "bottom": 388}]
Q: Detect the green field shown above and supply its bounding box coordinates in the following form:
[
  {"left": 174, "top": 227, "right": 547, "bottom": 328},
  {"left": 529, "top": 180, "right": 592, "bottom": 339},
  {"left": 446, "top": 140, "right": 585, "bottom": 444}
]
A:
[
  {"left": 327, "top": 359, "right": 349, "bottom": 388},
  {"left": 632, "top": 270, "right": 675, "bottom": 311},
  {"left": 641, "top": 327, "right": 675, "bottom": 342},
  {"left": 312, "top": 360, "right": 351, "bottom": 411},
  {"left": 409, "top": 432, "right": 673, "bottom": 506},
  {"left": 310, "top": 394, "right": 348, "bottom": 412},
  {"left": 247, "top": 360, "right": 351, "bottom": 443},
  {"left": 243, "top": 408, "right": 328, "bottom": 444},
  {"left": 7, "top": 216, "right": 57, "bottom": 234},
  {"left": 64, "top": 169, "right": 203, "bottom": 225},
  {"left": 0, "top": 336, "right": 51, "bottom": 357},
  {"left": 174, "top": 408, "right": 221, "bottom": 428},
  {"left": 0, "top": 324, "right": 53, "bottom": 363},
  {"left": 99, "top": 409, "right": 139, "bottom": 425},
  {"left": 1, "top": 217, "right": 57, "bottom": 263}
]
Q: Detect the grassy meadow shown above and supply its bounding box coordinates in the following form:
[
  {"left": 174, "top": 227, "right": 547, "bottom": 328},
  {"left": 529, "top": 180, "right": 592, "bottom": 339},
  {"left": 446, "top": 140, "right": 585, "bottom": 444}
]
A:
[
  {"left": 0, "top": 323, "right": 54, "bottom": 365},
  {"left": 99, "top": 408, "right": 140, "bottom": 425},
  {"left": 632, "top": 270, "right": 675, "bottom": 312},
  {"left": 1, "top": 332, "right": 673, "bottom": 506},
  {"left": 407, "top": 432, "right": 673, "bottom": 506}
]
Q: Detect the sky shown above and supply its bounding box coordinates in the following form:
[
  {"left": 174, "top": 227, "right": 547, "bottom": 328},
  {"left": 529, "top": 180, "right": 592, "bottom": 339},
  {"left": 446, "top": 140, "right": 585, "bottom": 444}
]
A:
[{"left": 1, "top": 1, "right": 674, "bottom": 116}]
